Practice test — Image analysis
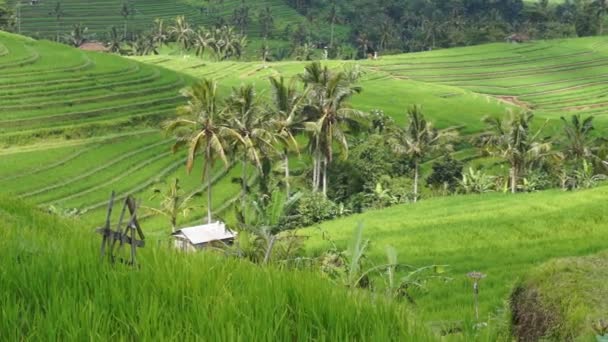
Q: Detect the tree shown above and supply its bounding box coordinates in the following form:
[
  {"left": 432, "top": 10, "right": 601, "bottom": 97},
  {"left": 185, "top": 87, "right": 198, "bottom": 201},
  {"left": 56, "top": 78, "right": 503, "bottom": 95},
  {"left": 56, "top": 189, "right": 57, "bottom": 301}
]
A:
[
  {"left": 594, "top": 0, "right": 608, "bottom": 34},
  {"left": 300, "top": 62, "right": 366, "bottom": 196},
  {"left": 389, "top": 106, "right": 457, "bottom": 202},
  {"left": 49, "top": 2, "right": 65, "bottom": 42},
  {"left": 151, "top": 18, "right": 169, "bottom": 47},
  {"left": 106, "top": 26, "right": 123, "bottom": 53},
  {"left": 480, "top": 111, "right": 552, "bottom": 194},
  {"left": 258, "top": 6, "right": 274, "bottom": 39},
  {"left": 0, "top": 6, "right": 12, "bottom": 30},
  {"left": 168, "top": 15, "right": 194, "bottom": 55},
  {"left": 561, "top": 114, "right": 599, "bottom": 162},
  {"left": 269, "top": 76, "right": 307, "bottom": 197},
  {"left": 225, "top": 84, "right": 274, "bottom": 207},
  {"left": 66, "top": 23, "right": 88, "bottom": 47},
  {"left": 143, "top": 178, "right": 196, "bottom": 233},
  {"left": 193, "top": 27, "right": 213, "bottom": 58},
  {"left": 165, "top": 79, "right": 244, "bottom": 224},
  {"left": 120, "top": 2, "right": 131, "bottom": 39}
]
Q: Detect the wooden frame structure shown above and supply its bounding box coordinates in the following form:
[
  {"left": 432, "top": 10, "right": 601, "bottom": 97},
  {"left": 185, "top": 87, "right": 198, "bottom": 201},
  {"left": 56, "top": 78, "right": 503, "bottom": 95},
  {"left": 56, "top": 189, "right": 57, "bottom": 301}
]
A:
[{"left": 96, "top": 192, "right": 145, "bottom": 266}]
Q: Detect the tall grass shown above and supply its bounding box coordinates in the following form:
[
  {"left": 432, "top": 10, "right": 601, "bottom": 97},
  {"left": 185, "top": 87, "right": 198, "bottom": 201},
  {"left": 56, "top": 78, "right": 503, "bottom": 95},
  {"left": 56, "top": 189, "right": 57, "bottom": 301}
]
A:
[{"left": 0, "top": 196, "right": 429, "bottom": 340}]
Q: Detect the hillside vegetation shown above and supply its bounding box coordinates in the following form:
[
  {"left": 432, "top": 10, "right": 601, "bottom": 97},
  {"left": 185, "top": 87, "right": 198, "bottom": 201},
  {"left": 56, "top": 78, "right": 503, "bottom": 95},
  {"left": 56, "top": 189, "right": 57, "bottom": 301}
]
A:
[
  {"left": 0, "top": 195, "right": 429, "bottom": 340},
  {"left": 511, "top": 252, "right": 608, "bottom": 341},
  {"left": 303, "top": 186, "right": 608, "bottom": 337},
  {"left": 8, "top": 0, "right": 306, "bottom": 39}
]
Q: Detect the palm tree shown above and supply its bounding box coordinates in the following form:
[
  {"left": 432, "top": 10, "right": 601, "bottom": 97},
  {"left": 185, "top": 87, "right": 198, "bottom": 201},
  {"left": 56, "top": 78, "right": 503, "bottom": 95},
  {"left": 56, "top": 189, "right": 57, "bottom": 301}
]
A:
[
  {"left": 225, "top": 84, "right": 275, "bottom": 206},
  {"left": 258, "top": 6, "right": 274, "bottom": 39},
  {"left": 143, "top": 178, "right": 196, "bottom": 233},
  {"left": 168, "top": 15, "right": 194, "bottom": 55},
  {"left": 269, "top": 76, "right": 307, "bottom": 197},
  {"left": 480, "top": 111, "right": 552, "bottom": 194},
  {"left": 300, "top": 62, "right": 366, "bottom": 196},
  {"left": 388, "top": 106, "right": 457, "bottom": 202},
  {"left": 106, "top": 26, "right": 123, "bottom": 53},
  {"left": 151, "top": 18, "right": 168, "bottom": 47},
  {"left": 66, "top": 23, "right": 88, "bottom": 47},
  {"left": 120, "top": 2, "right": 131, "bottom": 39},
  {"left": 326, "top": 1, "right": 341, "bottom": 49},
  {"left": 193, "top": 27, "right": 213, "bottom": 58},
  {"left": 49, "top": 1, "right": 65, "bottom": 42},
  {"left": 165, "top": 79, "right": 244, "bottom": 224},
  {"left": 595, "top": 0, "right": 608, "bottom": 34},
  {"left": 561, "top": 114, "right": 599, "bottom": 162}
]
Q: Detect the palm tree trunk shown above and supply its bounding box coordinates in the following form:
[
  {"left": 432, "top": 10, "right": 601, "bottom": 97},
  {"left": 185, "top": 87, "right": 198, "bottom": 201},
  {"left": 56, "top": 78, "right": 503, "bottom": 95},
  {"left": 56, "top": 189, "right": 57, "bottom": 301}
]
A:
[
  {"left": 206, "top": 161, "right": 212, "bottom": 224},
  {"left": 330, "top": 20, "right": 335, "bottom": 49},
  {"left": 241, "top": 158, "right": 247, "bottom": 208},
  {"left": 510, "top": 167, "right": 517, "bottom": 194},
  {"left": 413, "top": 161, "right": 419, "bottom": 203},
  {"left": 323, "top": 157, "right": 328, "bottom": 197},
  {"left": 284, "top": 151, "right": 290, "bottom": 197}
]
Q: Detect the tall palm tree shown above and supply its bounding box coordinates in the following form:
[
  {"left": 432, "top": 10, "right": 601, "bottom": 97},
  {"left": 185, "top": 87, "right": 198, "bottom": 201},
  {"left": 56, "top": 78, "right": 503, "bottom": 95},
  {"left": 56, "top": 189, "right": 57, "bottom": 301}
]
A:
[
  {"left": 151, "top": 18, "right": 168, "bottom": 47},
  {"left": 49, "top": 1, "right": 65, "bottom": 42},
  {"left": 120, "top": 2, "right": 131, "bottom": 39},
  {"left": 300, "top": 62, "right": 366, "bottom": 196},
  {"left": 193, "top": 27, "right": 213, "bottom": 58},
  {"left": 165, "top": 79, "right": 244, "bottom": 224},
  {"left": 225, "top": 84, "right": 275, "bottom": 206},
  {"left": 595, "top": 0, "right": 608, "bottom": 35},
  {"left": 269, "top": 76, "right": 307, "bottom": 197},
  {"left": 480, "top": 111, "right": 551, "bottom": 194},
  {"left": 561, "top": 114, "right": 598, "bottom": 162},
  {"left": 168, "top": 15, "right": 194, "bottom": 55},
  {"left": 389, "top": 106, "right": 457, "bottom": 202},
  {"left": 258, "top": 6, "right": 274, "bottom": 39},
  {"left": 106, "top": 26, "right": 123, "bottom": 53}
]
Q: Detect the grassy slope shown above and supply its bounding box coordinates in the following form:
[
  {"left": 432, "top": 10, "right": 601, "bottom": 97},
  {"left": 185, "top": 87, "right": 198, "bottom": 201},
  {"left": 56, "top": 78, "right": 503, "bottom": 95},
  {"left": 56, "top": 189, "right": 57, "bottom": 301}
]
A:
[
  {"left": 511, "top": 251, "right": 608, "bottom": 341},
  {"left": 0, "top": 195, "right": 430, "bottom": 340},
  {"left": 302, "top": 187, "right": 608, "bottom": 337},
  {"left": 8, "top": 0, "right": 318, "bottom": 39}
]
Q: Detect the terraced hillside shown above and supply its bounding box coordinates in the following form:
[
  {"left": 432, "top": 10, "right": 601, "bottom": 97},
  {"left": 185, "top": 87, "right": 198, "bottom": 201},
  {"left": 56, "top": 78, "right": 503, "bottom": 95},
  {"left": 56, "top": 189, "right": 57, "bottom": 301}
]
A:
[
  {"left": 367, "top": 37, "right": 608, "bottom": 126},
  {"left": 0, "top": 31, "right": 249, "bottom": 231},
  {"left": 8, "top": 0, "right": 307, "bottom": 39}
]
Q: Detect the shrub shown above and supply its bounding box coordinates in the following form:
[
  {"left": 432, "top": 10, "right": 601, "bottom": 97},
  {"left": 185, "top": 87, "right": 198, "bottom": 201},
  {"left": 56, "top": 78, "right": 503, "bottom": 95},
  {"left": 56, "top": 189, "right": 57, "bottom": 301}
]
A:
[{"left": 426, "top": 154, "right": 463, "bottom": 193}]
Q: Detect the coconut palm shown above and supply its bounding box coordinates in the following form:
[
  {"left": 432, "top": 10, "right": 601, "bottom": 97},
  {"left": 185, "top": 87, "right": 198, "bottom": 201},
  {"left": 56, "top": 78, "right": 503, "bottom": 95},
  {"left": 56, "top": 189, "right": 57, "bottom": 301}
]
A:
[
  {"left": 388, "top": 105, "right": 457, "bottom": 202},
  {"left": 561, "top": 114, "right": 599, "bottom": 162},
  {"left": 269, "top": 76, "right": 308, "bottom": 196},
  {"left": 300, "top": 62, "right": 366, "bottom": 196},
  {"left": 151, "top": 18, "right": 168, "bottom": 46},
  {"left": 106, "top": 26, "right": 123, "bottom": 53},
  {"left": 595, "top": 0, "right": 608, "bottom": 35},
  {"left": 480, "top": 111, "right": 552, "bottom": 194},
  {"left": 168, "top": 15, "right": 194, "bottom": 55},
  {"left": 193, "top": 27, "right": 213, "bottom": 58},
  {"left": 165, "top": 79, "right": 244, "bottom": 224},
  {"left": 258, "top": 6, "right": 274, "bottom": 39},
  {"left": 48, "top": 1, "right": 65, "bottom": 42},
  {"left": 120, "top": 2, "right": 131, "bottom": 39},
  {"left": 225, "top": 84, "right": 275, "bottom": 206}
]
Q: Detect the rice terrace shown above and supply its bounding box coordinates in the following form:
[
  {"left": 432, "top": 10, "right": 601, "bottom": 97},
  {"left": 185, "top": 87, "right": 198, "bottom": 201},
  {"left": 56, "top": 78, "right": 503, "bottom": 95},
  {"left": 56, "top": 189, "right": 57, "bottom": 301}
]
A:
[{"left": 2, "top": 0, "right": 608, "bottom": 341}]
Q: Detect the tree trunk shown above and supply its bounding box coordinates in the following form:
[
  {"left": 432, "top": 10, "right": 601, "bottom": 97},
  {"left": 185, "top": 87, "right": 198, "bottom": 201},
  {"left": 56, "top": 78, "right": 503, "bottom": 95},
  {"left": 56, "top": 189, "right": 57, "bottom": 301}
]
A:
[
  {"left": 312, "top": 156, "right": 317, "bottom": 192},
  {"left": 323, "top": 157, "right": 328, "bottom": 197},
  {"left": 330, "top": 20, "right": 335, "bottom": 49},
  {"left": 124, "top": 20, "right": 128, "bottom": 40},
  {"left": 284, "top": 151, "right": 290, "bottom": 197},
  {"left": 241, "top": 158, "right": 247, "bottom": 209},
  {"left": 413, "top": 161, "right": 419, "bottom": 203},
  {"left": 510, "top": 166, "right": 517, "bottom": 194},
  {"left": 206, "top": 161, "right": 212, "bottom": 224},
  {"left": 601, "top": 14, "right": 605, "bottom": 35}
]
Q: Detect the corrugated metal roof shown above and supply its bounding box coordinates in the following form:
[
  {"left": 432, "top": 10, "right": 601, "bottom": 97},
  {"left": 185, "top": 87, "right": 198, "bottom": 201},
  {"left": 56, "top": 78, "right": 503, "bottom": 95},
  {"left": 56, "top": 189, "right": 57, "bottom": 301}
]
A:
[{"left": 171, "top": 222, "right": 236, "bottom": 245}]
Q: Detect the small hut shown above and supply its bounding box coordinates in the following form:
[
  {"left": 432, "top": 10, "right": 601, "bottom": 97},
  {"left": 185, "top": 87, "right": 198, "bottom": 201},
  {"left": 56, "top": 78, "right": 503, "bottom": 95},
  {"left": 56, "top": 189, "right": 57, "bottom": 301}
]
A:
[{"left": 171, "top": 222, "right": 236, "bottom": 252}]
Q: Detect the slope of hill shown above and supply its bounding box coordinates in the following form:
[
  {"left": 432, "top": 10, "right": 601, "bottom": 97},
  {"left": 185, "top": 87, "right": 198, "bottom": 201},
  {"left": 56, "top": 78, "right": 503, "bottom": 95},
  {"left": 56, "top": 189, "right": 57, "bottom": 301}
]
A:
[
  {"left": 8, "top": 0, "right": 308, "bottom": 39},
  {"left": 303, "top": 186, "right": 608, "bottom": 337},
  {"left": 0, "top": 194, "right": 429, "bottom": 340},
  {"left": 367, "top": 37, "right": 608, "bottom": 127}
]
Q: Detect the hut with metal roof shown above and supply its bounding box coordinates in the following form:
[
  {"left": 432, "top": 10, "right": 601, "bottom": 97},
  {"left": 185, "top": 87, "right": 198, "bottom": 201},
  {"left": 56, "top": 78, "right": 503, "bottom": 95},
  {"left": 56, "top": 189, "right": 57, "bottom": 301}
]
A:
[{"left": 171, "top": 222, "right": 236, "bottom": 252}]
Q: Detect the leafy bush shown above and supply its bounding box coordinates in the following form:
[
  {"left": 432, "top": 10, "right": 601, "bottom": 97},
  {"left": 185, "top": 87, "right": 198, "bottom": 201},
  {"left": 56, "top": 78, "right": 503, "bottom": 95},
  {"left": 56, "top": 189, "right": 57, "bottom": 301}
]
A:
[
  {"left": 291, "top": 192, "right": 340, "bottom": 227},
  {"left": 459, "top": 168, "right": 495, "bottom": 194},
  {"left": 426, "top": 154, "right": 463, "bottom": 193}
]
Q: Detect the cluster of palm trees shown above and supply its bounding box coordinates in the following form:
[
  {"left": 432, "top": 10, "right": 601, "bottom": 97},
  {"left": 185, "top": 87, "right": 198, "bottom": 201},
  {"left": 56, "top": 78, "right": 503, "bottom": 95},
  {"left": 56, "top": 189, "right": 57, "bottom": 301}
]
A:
[
  {"left": 104, "top": 16, "right": 247, "bottom": 59},
  {"left": 165, "top": 62, "right": 366, "bottom": 224}
]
